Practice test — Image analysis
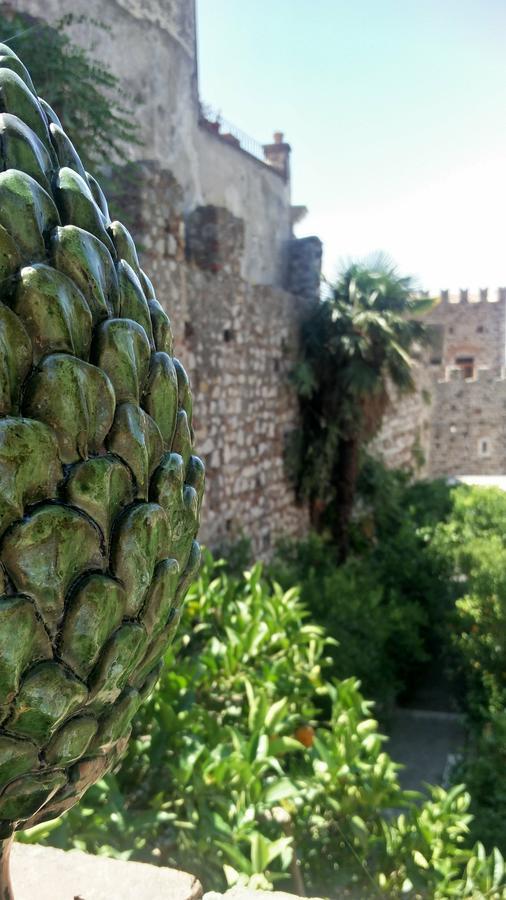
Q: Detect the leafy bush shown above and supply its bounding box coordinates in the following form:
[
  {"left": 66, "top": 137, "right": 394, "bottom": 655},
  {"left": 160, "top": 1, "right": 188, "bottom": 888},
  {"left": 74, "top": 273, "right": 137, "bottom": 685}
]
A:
[
  {"left": 430, "top": 486, "right": 506, "bottom": 852},
  {"left": 432, "top": 486, "right": 506, "bottom": 717},
  {"left": 21, "top": 553, "right": 506, "bottom": 898},
  {"left": 271, "top": 535, "right": 426, "bottom": 707},
  {"left": 458, "top": 710, "right": 506, "bottom": 854},
  {"left": 271, "top": 464, "right": 455, "bottom": 707}
]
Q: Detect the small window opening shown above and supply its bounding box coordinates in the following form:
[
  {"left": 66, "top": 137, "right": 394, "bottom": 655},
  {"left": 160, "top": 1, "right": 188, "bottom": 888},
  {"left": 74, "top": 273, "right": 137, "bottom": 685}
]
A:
[
  {"left": 478, "top": 438, "right": 492, "bottom": 458},
  {"left": 223, "top": 328, "right": 234, "bottom": 343},
  {"left": 455, "top": 356, "right": 474, "bottom": 379}
]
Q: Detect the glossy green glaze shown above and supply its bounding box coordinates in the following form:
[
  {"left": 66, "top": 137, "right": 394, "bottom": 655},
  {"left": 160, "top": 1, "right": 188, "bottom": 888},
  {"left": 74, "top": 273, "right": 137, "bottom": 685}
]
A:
[
  {"left": 0, "top": 170, "right": 59, "bottom": 263},
  {"left": 0, "top": 43, "right": 203, "bottom": 893},
  {"left": 50, "top": 225, "right": 118, "bottom": 323},
  {"left": 13, "top": 264, "right": 93, "bottom": 362},
  {"left": 106, "top": 402, "right": 164, "bottom": 498}
]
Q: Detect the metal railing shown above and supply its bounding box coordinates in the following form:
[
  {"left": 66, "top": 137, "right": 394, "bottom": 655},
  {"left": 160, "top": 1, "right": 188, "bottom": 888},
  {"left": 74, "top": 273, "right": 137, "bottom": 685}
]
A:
[{"left": 198, "top": 102, "right": 267, "bottom": 164}]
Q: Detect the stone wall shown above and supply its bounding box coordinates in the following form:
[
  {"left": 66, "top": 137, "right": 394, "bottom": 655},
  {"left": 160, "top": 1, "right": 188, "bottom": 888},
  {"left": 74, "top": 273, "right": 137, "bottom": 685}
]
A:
[
  {"left": 370, "top": 360, "right": 433, "bottom": 475},
  {"left": 125, "top": 163, "right": 310, "bottom": 556},
  {"left": 430, "top": 367, "right": 506, "bottom": 477},
  {"left": 374, "top": 289, "right": 506, "bottom": 478},
  {"left": 427, "top": 289, "right": 506, "bottom": 373}
]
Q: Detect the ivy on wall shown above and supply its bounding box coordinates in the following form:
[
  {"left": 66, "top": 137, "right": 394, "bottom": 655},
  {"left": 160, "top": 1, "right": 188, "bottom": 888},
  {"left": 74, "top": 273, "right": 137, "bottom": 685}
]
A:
[{"left": 0, "top": 8, "right": 141, "bottom": 171}]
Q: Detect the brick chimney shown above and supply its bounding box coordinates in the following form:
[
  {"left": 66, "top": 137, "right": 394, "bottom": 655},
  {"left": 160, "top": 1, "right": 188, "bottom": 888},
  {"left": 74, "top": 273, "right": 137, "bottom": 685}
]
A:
[{"left": 263, "top": 131, "right": 291, "bottom": 180}]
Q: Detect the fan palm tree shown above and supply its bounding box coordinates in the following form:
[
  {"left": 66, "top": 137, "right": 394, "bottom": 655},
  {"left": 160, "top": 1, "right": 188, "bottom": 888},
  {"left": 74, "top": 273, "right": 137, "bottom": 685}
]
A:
[{"left": 292, "top": 257, "right": 434, "bottom": 560}]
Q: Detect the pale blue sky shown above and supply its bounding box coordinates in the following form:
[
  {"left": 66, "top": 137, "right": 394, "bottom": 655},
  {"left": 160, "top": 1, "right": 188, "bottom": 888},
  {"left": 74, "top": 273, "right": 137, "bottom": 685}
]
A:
[{"left": 197, "top": 1, "right": 506, "bottom": 291}]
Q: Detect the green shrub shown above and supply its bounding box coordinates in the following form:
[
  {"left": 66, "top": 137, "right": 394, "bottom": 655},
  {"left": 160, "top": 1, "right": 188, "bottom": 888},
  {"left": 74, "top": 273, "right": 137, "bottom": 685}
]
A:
[
  {"left": 432, "top": 487, "right": 506, "bottom": 717},
  {"left": 271, "top": 535, "right": 426, "bottom": 706},
  {"left": 430, "top": 486, "right": 506, "bottom": 852},
  {"left": 458, "top": 710, "right": 506, "bottom": 854},
  {"left": 21, "top": 552, "right": 506, "bottom": 897},
  {"left": 271, "top": 465, "right": 455, "bottom": 707}
]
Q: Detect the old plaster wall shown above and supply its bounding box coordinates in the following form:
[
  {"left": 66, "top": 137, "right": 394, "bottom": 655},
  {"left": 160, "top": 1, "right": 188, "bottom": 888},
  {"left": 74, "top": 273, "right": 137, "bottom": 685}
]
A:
[
  {"left": 16, "top": 0, "right": 201, "bottom": 194},
  {"left": 196, "top": 128, "right": 292, "bottom": 286},
  {"left": 13, "top": 0, "right": 292, "bottom": 287}
]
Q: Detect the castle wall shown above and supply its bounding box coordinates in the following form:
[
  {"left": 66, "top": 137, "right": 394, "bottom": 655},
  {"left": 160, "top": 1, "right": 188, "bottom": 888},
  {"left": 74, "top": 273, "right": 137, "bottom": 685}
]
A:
[
  {"left": 195, "top": 128, "right": 292, "bottom": 286},
  {"left": 126, "top": 164, "right": 310, "bottom": 556},
  {"left": 374, "top": 290, "right": 506, "bottom": 478},
  {"left": 16, "top": 0, "right": 200, "bottom": 192},
  {"left": 430, "top": 368, "right": 506, "bottom": 477},
  {"left": 427, "top": 290, "right": 506, "bottom": 373},
  {"left": 370, "top": 360, "right": 433, "bottom": 474},
  {"left": 12, "top": 0, "right": 292, "bottom": 287}
]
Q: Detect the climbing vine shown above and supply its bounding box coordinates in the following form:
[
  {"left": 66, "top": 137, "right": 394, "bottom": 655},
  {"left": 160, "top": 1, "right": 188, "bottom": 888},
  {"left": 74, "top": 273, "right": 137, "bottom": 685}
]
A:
[{"left": 0, "top": 9, "right": 141, "bottom": 170}]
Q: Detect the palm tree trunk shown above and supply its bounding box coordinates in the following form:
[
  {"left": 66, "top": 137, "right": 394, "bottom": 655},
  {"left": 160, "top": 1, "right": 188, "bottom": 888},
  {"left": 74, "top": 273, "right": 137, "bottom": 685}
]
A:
[
  {"left": 334, "top": 437, "right": 360, "bottom": 562},
  {"left": 0, "top": 834, "right": 14, "bottom": 899}
]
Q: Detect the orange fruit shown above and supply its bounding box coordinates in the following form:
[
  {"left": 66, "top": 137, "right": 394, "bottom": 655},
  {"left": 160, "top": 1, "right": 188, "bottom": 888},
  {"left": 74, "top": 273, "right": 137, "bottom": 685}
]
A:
[{"left": 294, "top": 724, "right": 315, "bottom": 748}]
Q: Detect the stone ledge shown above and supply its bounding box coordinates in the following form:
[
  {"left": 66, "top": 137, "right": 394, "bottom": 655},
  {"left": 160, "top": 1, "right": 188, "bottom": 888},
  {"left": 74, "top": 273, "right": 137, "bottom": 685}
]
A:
[
  {"left": 204, "top": 890, "right": 324, "bottom": 900},
  {"left": 10, "top": 842, "right": 203, "bottom": 900}
]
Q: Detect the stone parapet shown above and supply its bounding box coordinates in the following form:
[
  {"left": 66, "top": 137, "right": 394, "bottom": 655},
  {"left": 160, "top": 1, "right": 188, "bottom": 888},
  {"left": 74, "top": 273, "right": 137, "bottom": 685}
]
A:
[{"left": 9, "top": 842, "right": 202, "bottom": 900}]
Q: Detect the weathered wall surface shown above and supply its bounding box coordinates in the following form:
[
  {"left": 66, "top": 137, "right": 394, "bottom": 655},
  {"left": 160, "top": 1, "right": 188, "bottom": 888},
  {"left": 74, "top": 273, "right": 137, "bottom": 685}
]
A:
[
  {"left": 375, "top": 290, "right": 506, "bottom": 478},
  {"left": 196, "top": 128, "right": 291, "bottom": 286},
  {"left": 126, "top": 164, "right": 309, "bottom": 556},
  {"left": 16, "top": 0, "right": 200, "bottom": 192},
  {"left": 13, "top": 0, "right": 292, "bottom": 287},
  {"left": 427, "top": 290, "right": 506, "bottom": 372},
  {"left": 430, "top": 368, "right": 506, "bottom": 477},
  {"left": 370, "top": 361, "right": 433, "bottom": 475}
]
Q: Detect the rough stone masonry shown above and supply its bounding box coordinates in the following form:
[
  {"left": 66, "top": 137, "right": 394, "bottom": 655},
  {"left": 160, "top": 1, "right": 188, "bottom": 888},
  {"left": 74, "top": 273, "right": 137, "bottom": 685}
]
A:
[
  {"left": 127, "top": 163, "right": 315, "bottom": 555},
  {"left": 374, "top": 289, "right": 506, "bottom": 477}
]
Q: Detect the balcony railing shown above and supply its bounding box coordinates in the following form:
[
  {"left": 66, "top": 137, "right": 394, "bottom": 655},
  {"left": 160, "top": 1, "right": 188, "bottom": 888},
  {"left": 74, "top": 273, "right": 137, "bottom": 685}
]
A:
[{"left": 199, "top": 102, "right": 267, "bottom": 164}]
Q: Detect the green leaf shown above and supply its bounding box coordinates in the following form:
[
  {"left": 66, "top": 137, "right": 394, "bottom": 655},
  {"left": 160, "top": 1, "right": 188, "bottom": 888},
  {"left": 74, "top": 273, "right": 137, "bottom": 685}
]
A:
[
  {"left": 264, "top": 778, "right": 299, "bottom": 804},
  {"left": 250, "top": 832, "right": 269, "bottom": 874},
  {"left": 413, "top": 850, "right": 430, "bottom": 869},
  {"left": 264, "top": 697, "right": 288, "bottom": 729}
]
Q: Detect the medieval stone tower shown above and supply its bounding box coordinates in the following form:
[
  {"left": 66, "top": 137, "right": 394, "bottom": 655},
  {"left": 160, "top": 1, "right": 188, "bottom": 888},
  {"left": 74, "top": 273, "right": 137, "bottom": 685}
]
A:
[{"left": 374, "top": 289, "right": 506, "bottom": 478}]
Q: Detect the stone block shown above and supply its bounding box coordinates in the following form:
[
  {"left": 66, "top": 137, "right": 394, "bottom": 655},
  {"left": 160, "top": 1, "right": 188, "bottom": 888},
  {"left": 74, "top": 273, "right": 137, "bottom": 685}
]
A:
[
  {"left": 204, "top": 890, "right": 324, "bottom": 900},
  {"left": 9, "top": 842, "right": 202, "bottom": 900}
]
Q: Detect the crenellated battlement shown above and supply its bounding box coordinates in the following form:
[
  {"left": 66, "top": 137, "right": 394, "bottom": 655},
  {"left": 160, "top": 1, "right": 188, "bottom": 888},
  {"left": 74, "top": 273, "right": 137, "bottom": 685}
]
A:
[{"left": 434, "top": 287, "right": 506, "bottom": 306}]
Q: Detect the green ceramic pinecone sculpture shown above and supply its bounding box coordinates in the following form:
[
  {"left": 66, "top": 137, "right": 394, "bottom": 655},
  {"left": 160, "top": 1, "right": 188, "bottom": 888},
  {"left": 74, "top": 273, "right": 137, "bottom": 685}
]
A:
[{"left": 0, "top": 44, "right": 204, "bottom": 838}]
